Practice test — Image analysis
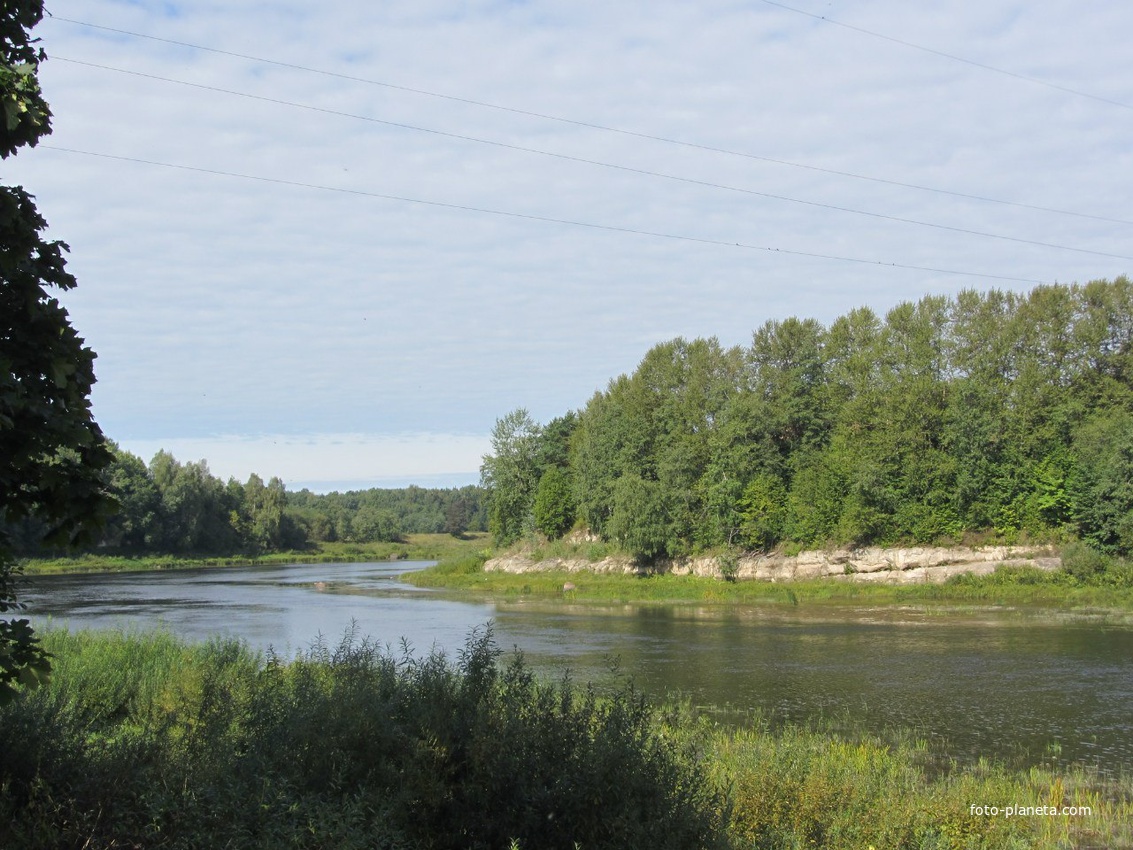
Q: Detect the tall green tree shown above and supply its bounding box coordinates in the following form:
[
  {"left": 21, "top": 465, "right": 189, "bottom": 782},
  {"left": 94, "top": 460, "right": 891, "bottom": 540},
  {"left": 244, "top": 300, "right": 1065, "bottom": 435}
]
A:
[
  {"left": 244, "top": 473, "right": 290, "bottom": 550},
  {"left": 1070, "top": 410, "right": 1133, "bottom": 555},
  {"left": 100, "top": 445, "right": 160, "bottom": 551},
  {"left": 481, "top": 409, "right": 542, "bottom": 545},
  {"left": 1, "top": 0, "right": 113, "bottom": 701},
  {"left": 533, "top": 466, "right": 575, "bottom": 539},
  {"left": 152, "top": 455, "right": 240, "bottom": 553},
  {"left": 565, "top": 281, "right": 1133, "bottom": 555}
]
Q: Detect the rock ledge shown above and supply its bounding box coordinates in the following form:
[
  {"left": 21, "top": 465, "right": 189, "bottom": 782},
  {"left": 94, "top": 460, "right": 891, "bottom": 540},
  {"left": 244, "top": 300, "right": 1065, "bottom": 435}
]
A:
[{"left": 484, "top": 545, "right": 1060, "bottom": 585}]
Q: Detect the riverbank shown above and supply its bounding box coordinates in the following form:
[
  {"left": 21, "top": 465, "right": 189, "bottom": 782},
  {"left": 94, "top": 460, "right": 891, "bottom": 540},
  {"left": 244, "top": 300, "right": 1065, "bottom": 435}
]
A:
[
  {"left": 2, "top": 629, "right": 1127, "bottom": 849},
  {"left": 406, "top": 547, "right": 1133, "bottom": 611},
  {"left": 18, "top": 532, "right": 490, "bottom": 576},
  {"left": 486, "top": 542, "right": 1063, "bottom": 584}
]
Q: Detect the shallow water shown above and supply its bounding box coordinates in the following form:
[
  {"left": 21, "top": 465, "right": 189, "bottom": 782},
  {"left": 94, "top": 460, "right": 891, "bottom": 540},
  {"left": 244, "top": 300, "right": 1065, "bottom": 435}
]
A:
[{"left": 22, "top": 560, "right": 1133, "bottom": 774}]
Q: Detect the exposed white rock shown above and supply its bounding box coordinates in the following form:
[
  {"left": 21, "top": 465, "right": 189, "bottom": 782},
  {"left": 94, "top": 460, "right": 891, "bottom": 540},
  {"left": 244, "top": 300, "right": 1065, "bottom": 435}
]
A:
[{"left": 483, "top": 545, "right": 1061, "bottom": 585}]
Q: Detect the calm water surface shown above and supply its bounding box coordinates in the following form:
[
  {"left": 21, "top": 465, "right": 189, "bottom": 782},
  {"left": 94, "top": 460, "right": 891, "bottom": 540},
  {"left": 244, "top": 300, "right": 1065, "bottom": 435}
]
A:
[{"left": 22, "top": 560, "right": 1133, "bottom": 775}]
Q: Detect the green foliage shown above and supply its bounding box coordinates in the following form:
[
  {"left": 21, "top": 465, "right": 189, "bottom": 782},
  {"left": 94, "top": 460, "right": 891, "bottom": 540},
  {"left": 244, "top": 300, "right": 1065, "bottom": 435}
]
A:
[
  {"left": 289, "top": 483, "right": 487, "bottom": 543},
  {"left": 482, "top": 408, "right": 543, "bottom": 545},
  {"left": 536, "top": 411, "right": 578, "bottom": 471},
  {"left": 533, "top": 466, "right": 575, "bottom": 539},
  {"left": 4, "top": 630, "right": 1130, "bottom": 849},
  {"left": 411, "top": 561, "right": 1133, "bottom": 608},
  {"left": 518, "top": 279, "right": 1133, "bottom": 561},
  {"left": 0, "top": 612, "right": 49, "bottom": 702},
  {"left": 607, "top": 474, "right": 673, "bottom": 561},
  {"left": 416, "top": 551, "right": 489, "bottom": 580},
  {"left": 0, "top": 1, "right": 113, "bottom": 703},
  {"left": 1060, "top": 541, "right": 1112, "bottom": 584},
  {"left": 12, "top": 444, "right": 489, "bottom": 560},
  {"left": 443, "top": 495, "right": 472, "bottom": 536},
  {"left": 0, "top": 184, "right": 115, "bottom": 549},
  {"left": 717, "top": 548, "right": 740, "bottom": 582},
  {"left": 1069, "top": 410, "right": 1133, "bottom": 554},
  {"left": 736, "top": 473, "right": 786, "bottom": 550},
  {"left": 1058, "top": 542, "right": 1133, "bottom": 588},
  {"left": 0, "top": 629, "right": 726, "bottom": 849},
  {"left": 706, "top": 717, "right": 1125, "bottom": 850},
  {"left": 0, "top": 0, "right": 50, "bottom": 157},
  {"left": 782, "top": 451, "right": 846, "bottom": 544}
]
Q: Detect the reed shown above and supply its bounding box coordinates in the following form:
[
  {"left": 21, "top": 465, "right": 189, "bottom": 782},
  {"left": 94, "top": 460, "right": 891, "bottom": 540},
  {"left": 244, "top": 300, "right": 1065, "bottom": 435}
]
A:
[{"left": 3, "top": 629, "right": 1129, "bottom": 848}]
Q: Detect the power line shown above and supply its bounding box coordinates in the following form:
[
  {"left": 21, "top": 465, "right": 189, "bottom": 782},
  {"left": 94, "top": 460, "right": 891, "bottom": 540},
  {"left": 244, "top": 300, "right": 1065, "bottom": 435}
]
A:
[
  {"left": 56, "top": 56, "right": 1133, "bottom": 263},
  {"left": 47, "top": 15, "right": 1132, "bottom": 227},
  {"left": 758, "top": 0, "right": 1133, "bottom": 111},
  {"left": 42, "top": 144, "right": 1053, "bottom": 286}
]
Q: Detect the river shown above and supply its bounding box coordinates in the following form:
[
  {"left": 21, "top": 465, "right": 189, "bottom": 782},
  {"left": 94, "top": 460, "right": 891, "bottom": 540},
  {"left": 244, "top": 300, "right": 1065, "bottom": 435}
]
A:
[{"left": 21, "top": 559, "right": 1133, "bottom": 776}]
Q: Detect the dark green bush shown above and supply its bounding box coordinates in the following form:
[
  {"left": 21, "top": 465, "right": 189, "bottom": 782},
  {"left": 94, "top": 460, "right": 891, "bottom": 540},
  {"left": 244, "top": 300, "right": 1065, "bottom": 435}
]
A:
[
  {"left": 0, "top": 627, "right": 725, "bottom": 849},
  {"left": 1060, "top": 541, "right": 1133, "bottom": 587}
]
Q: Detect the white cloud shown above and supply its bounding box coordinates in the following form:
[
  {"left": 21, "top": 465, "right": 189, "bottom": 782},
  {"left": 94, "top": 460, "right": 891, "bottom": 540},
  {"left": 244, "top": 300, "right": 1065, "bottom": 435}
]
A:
[
  {"left": 8, "top": 0, "right": 1132, "bottom": 481},
  {"left": 119, "top": 432, "right": 491, "bottom": 492}
]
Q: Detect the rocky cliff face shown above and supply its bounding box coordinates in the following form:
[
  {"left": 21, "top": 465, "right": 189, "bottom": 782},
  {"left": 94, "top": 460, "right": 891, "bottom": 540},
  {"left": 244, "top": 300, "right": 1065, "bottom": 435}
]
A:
[{"left": 484, "top": 545, "right": 1061, "bottom": 585}]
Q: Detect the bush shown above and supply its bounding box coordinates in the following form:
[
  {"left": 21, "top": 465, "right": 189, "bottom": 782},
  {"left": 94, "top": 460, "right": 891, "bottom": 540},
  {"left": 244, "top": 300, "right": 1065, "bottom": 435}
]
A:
[
  {"left": 1060, "top": 541, "right": 1133, "bottom": 588},
  {"left": 1061, "top": 540, "right": 1112, "bottom": 583},
  {"left": 0, "top": 627, "right": 726, "bottom": 849}
]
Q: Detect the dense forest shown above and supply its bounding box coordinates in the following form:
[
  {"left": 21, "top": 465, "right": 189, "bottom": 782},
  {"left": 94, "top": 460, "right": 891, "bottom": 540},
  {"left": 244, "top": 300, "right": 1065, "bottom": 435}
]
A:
[
  {"left": 9, "top": 446, "right": 487, "bottom": 557},
  {"left": 483, "top": 279, "right": 1133, "bottom": 560}
]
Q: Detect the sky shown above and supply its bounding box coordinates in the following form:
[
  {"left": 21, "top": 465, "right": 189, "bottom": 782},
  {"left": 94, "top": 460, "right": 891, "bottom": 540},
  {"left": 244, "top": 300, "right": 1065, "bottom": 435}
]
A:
[{"left": 7, "top": 1, "right": 1132, "bottom": 491}]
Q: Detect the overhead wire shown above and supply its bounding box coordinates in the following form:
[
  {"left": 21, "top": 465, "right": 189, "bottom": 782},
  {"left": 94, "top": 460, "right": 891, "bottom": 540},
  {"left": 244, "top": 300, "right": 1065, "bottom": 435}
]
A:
[
  {"left": 47, "top": 15, "right": 1133, "bottom": 227},
  {"left": 54, "top": 56, "right": 1133, "bottom": 263},
  {"left": 43, "top": 145, "right": 1053, "bottom": 286},
  {"left": 757, "top": 0, "right": 1133, "bottom": 111}
]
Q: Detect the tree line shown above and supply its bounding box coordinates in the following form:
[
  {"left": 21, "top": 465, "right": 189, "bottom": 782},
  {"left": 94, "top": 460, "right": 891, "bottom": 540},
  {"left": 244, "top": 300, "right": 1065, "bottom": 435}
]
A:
[
  {"left": 483, "top": 279, "right": 1133, "bottom": 560},
  {"left": 8, "top": 445, "right": 488, "bottom": 557}
]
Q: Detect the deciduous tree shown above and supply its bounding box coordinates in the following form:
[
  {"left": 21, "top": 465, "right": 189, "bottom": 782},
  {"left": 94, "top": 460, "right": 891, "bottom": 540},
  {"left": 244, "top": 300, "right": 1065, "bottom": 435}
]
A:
[
  {"left": 481, "top": 409, "right": 541, "bottom": 545},
  {"left": 1, "top": 0, "right": 114, "bottom": 701}
]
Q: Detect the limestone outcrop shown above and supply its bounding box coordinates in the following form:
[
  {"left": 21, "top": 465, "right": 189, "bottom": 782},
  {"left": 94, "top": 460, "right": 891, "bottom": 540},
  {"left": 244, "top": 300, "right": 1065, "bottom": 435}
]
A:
[{"left": 484, "top": 545, "right": 1061, "bottom": 585}]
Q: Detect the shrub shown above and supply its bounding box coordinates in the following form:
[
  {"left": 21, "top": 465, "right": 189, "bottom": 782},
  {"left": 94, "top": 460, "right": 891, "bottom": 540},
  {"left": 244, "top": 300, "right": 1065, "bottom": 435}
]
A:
[
  {"left": 0, "top": 628, "right": 726, "bottom": 849},
  {"left": 1061, "top": 540, "right": 1112, "bottom": 583}
]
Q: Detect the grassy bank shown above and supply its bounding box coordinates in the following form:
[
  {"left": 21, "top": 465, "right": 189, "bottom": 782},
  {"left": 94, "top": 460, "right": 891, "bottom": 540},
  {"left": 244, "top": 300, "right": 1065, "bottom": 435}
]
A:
[
  {"left": 19, "top": 532, "right": 491, "bottom": 576},
  {"left": 1, "top": 629, "right": 1127, "bottom": 849},
  {"left": 406, "top": 547, "right": 1133, "bottom": 611},
  {"left": 405, "top": 541, "right": 1133, "bottom": 616}
]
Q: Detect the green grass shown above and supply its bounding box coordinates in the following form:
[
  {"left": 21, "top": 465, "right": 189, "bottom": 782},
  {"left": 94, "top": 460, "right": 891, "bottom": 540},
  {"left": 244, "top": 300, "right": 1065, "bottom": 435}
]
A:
[
  {"left": 2, "top": 628, "right": 724, "bottom": 850},
  {"left": 2, "top": 630, "right": 1129, "bottom": 849},
  {"left": 701, "top": 712, "right": 1132, "bottom": 850},
  {"left": 526, "top": 536, "right": 622, "bottom": 563},
  {"left": 19, "top": 532, "right": 491, "bottom": 576},
  {"left": 406, "top": 557, "right": 1133, "bottom": 611}
]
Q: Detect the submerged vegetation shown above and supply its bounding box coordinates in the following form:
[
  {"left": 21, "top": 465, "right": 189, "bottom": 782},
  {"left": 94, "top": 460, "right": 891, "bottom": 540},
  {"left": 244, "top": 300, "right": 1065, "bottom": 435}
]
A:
[{"left": 1, "top": 629, "right": 1127, "bottom": 849}]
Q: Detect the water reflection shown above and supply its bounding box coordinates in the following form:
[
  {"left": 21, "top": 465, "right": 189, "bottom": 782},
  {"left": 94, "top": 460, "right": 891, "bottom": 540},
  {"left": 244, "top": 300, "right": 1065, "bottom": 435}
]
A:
[
  {"left": 24, "top": 561, "right": 496, "bottom": 656},
  {"left": 22, "top": 561, "right": 1133, "bottom": 774}
]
